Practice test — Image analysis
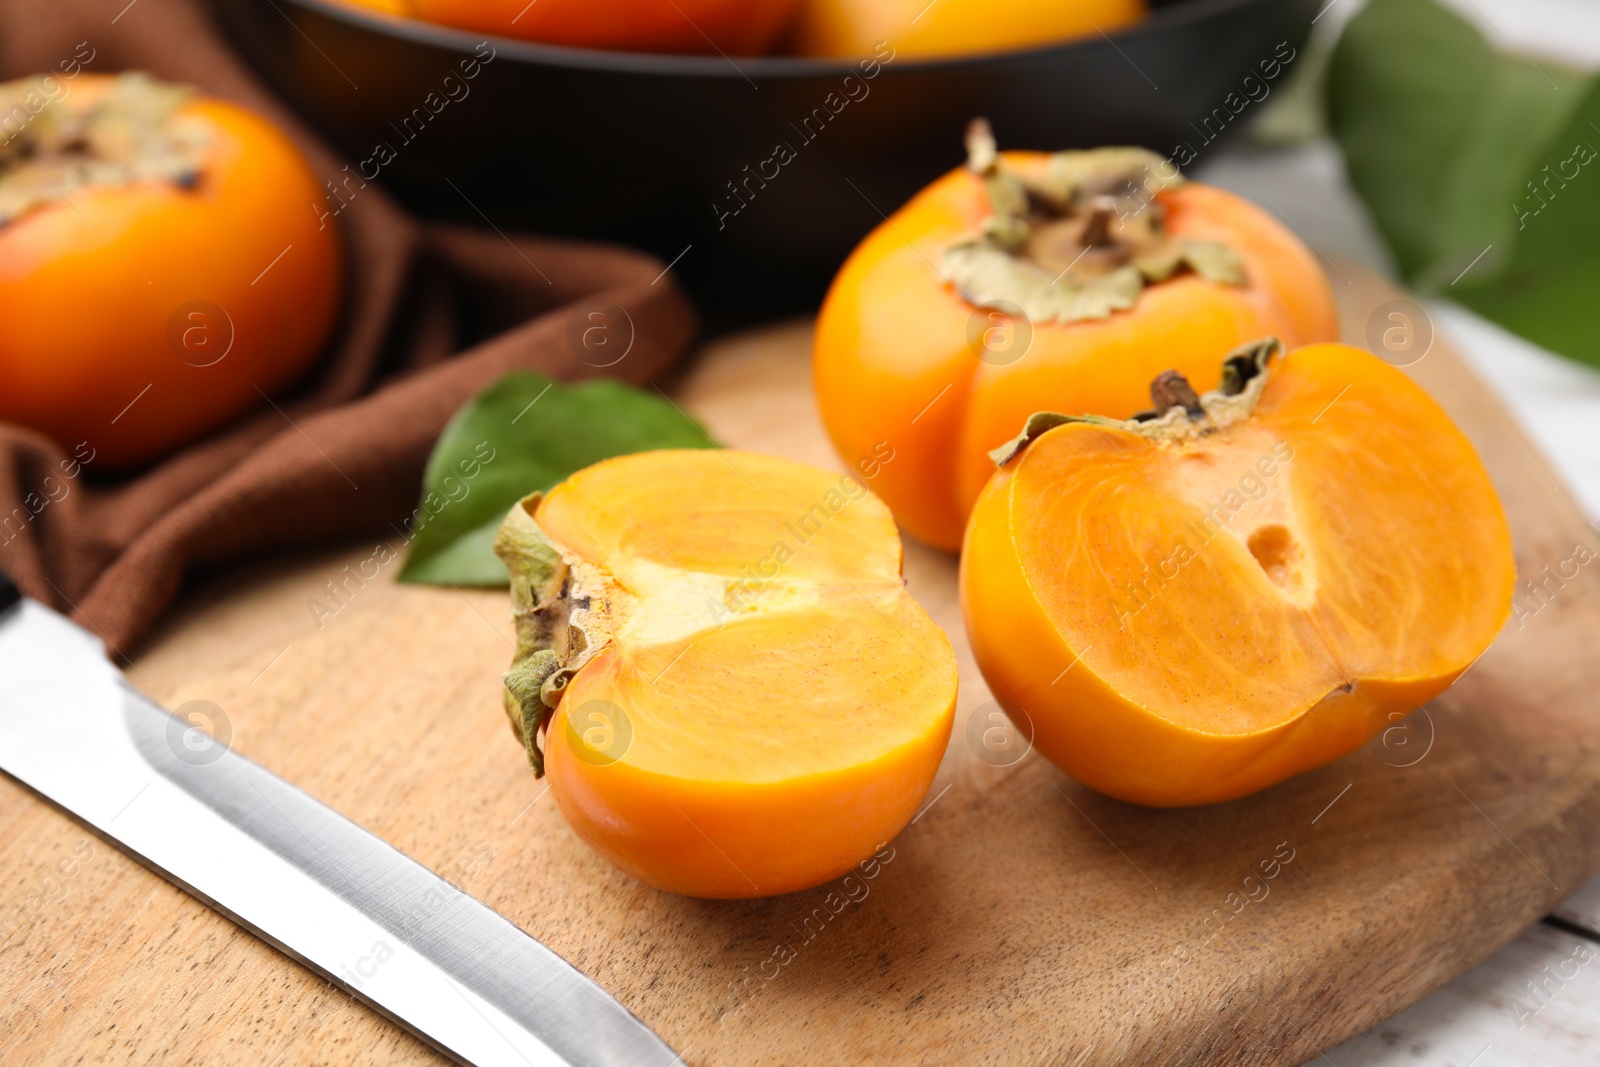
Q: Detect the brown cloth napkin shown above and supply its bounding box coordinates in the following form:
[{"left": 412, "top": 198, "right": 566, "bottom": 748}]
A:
[{"left": 0, "top": 0, "right": 698, "bottom": 656}]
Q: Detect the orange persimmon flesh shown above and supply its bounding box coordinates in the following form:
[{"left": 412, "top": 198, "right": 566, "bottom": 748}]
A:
[
  {"left": 961, "top": 342, "right": 1514, "bottom": 807},
  {"left": 505, "top": 450, "right": 957, "bottom": 898}
]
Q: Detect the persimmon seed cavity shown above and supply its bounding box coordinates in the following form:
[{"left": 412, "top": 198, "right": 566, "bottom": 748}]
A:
[{"left": 1247, "top": 524, "right": 1302, "bottom": 591}]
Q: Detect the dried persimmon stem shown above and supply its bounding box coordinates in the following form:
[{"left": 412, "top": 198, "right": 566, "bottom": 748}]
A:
[{"left": 1150, "top": 370, "right": 1204, "bottom": 418}]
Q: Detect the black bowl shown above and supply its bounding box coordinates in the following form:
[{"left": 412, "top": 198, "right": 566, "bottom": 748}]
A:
[{"left": 211, "top": 0, "right": 1317, "bottom": 312}]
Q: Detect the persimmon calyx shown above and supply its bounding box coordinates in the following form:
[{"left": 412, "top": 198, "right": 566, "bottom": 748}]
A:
[
  {"left": 943, "top": 117, "right": 1247, "bottom": 324},
  {"left": 990, "top": 337, "right": 1282, "bottom": 466},
  {"left": 0, "top": 72, "right": 212, "bottom": 227},
  {"left": 493, "top": 492, "right": 615, "bottom": 777}
]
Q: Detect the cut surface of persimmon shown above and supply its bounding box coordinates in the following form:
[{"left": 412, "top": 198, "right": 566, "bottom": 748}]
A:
[
  {"left": 494, "top": 450, "right": 957, "bottom": 898},
  {"left": 961, "top": 340, "right": 1515, "bottom": 807},
  {"left": 0, "top": 72, "right": 342, "bottom": 469},
  {"left": 813, "top": 122, "right": 1337, "bottom": 550}
]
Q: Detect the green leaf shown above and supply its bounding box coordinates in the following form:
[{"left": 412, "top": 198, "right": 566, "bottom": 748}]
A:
[
  {"left": 1326, "top": 0, "right": 1497, "bottom": 279},
  {"left": 1454, "top": 81, "right": 1600, "bottom": 368},
  {"left": 1326, "top": 0, "right": 1600, "bottom": 366},
  {"left": 397, "top": 372, "right": 717, "bottom": 586}
]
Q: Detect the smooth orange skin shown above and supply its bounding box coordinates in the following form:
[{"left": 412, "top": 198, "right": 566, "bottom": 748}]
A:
[
  {"left": 545, "top": 676, "right": 949, "bottom": 899},
  {"left": 0, "top": 79, "right": 343, "bottom": 470},
  {"left": 813, "top": 152, "right": 1338, "bottom": 551},
  {"left": 959, "top": 344, "right": 1515, "bottom": 807},
  {"left": 331, "top": 0, "right": 409, "bottom": 14},
  {"left": 407, "top": 0, "right": 804, "bottom": 55},
  {"left": 790, "top": 0, "right": 1145, "bottom": 59}
]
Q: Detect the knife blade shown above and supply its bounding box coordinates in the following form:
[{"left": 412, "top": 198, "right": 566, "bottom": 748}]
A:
[{"left": 0, "top": 574, "right": 681, "bottom": 1067}]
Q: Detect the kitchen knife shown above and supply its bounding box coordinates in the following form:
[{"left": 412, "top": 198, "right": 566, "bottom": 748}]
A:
[{"left": 0, "top": 574, "right": 682, "bottom": 1067}]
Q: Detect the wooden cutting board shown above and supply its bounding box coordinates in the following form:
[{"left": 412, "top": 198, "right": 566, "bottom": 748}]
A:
[{"left": 5, "top": 267, "right": 1600, "bottom": 1066}]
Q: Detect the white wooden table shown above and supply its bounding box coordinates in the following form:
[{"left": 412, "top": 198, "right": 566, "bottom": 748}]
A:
[{"left": 1201, "top": 3, "right": 1600, "bottom": 1056}]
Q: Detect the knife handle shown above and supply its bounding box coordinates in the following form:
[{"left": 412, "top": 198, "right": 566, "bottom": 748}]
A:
[{"left": 0, "top": 568, "right": 19, "bottom": 613}]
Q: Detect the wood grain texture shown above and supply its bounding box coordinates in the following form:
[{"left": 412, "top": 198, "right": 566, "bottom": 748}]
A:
[{"left": 4, "top": 267, "right": 1600, "bottom": 1066}]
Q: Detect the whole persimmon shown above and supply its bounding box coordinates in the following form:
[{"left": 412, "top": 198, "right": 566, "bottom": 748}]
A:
[
  {"left": 331, "top": 0, "right": 409, "bottom": 14},
  {"left": 406, "top": 0, "right": 803, "bottom": 55},
  {"left": 813, "top": 121, "right": 1337, "bottom": 551},
  {"left": 789, "top": 0, "right": 1145, "bottom": 59},
  {"left": 961, "top": 339, "right": 1515, "bottom": 807},
  {"left": 0, "top": 72, "right": 342, "bottom": 470},
  {"left": 494, "top": 450, "right": 957, "bottom": 898}
]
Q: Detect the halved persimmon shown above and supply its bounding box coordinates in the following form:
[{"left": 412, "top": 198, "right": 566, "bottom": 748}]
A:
[
  {"left": 961, "top": 340, "right": 1514, "bottom": 807},
  {"left": 0, "top": 72, "right": 342, "bottom": 470},
  {"left": 813, "top": 122, "right": 1337, "bottom": 550},
  {"left": 494, "top": 450, "right": 957, "bottom": 898}
]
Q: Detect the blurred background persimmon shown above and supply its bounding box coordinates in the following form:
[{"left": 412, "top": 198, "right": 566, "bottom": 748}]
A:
[
  {"left": 331, "top": 0, "right": 1144, "bottom": 58},
  {"left": 0, "top": 72, "right": 342, "bottom": 471},
  {"left": 335, "top": 0, "right": 408, "bottom": 13},
  {"left": 787, "top": 0, "right": 1147, "bottom": 59}
]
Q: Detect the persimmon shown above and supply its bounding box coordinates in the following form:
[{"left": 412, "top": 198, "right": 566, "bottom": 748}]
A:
[
  {"left": 789, "top": 0, "right": 1145, "bottom": 59},
  {"left": 406, "top": 0, "right": 804, "bottom": 55},
  {"left": 0, "top": 73, "right": 342, "bottom": 470},
  {"left": 331, "top": 0, "right": 409, "bottom": 14},
  {"left": 960, "top": 339, "right": 1515, "bottom": 807},
  {"left": 813, "top": 121, "right": 1337, "bottom": 551},
  {"left": 493, "top": 449, "right": 957, "bottom": 898}
]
